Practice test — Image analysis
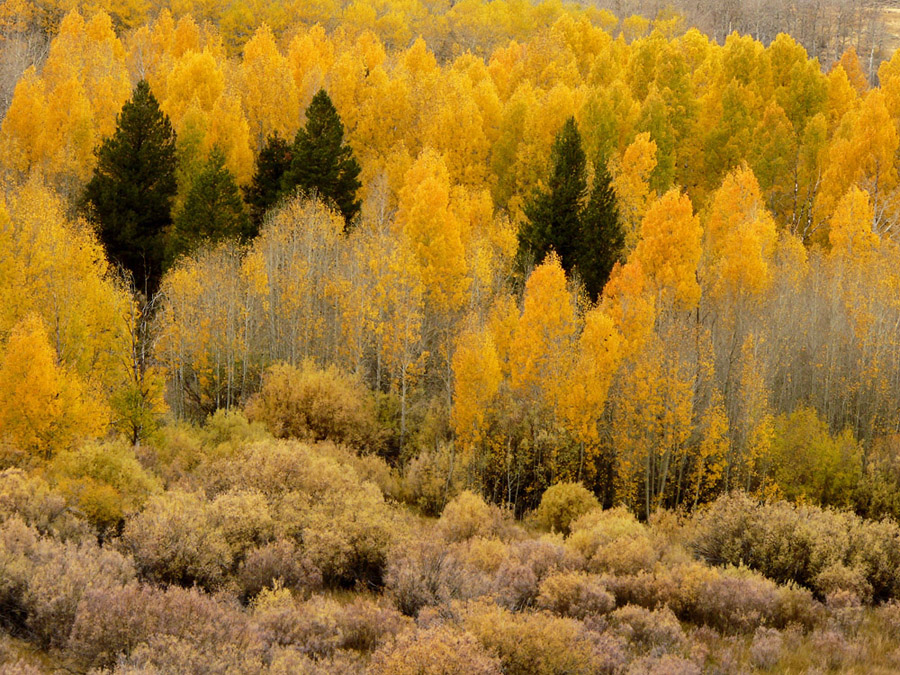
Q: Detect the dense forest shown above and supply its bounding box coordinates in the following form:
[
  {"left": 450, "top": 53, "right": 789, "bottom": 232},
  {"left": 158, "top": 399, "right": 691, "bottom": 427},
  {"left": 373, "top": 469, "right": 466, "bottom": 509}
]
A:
[{"left": 5, "top": 0, "right": 900, "bottom": 672}]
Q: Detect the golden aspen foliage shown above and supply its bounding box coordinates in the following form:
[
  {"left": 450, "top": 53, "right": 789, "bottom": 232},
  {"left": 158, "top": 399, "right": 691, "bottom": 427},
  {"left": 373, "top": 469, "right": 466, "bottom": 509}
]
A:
[
  {"left": 611, "top": 131, "right": 657, "bottom": 251},
  {"left": 239, "top": 24, "right": 300, "bottom": 149},
  {"left": 828, "top": 185, "right": 879, "bottom": 259},
  {"left": 632, "top": 188, "right": 702, "bottom": 312},
  {"left": 508, "top": 253, "right": 576, "bottom": 401},
  {"left": 451, "top": 323, "right": 502, "bottom": 458},
  {"left": 704, "top": 166, "right": 778, "bottom": 301},
  {"left": 287, "top": 25, "right": 335, "bottom": 110},
  {"left": 0, "top": 178, "right": 130, "bottom": 388},
  {"left": 0, "top": 315, "right": 109, "bottom": 461},
  {"left": 825, "top": 64, "right": 859, "bottom": 132},
  {"left": 395, "top": 148, "right": 470, "bottom": 313},
  {"left": 836, "top": 47, "right": 869, "bottom": 97},
  {"left": 600, "top": 259, "right": 655, "bottom": 358}
]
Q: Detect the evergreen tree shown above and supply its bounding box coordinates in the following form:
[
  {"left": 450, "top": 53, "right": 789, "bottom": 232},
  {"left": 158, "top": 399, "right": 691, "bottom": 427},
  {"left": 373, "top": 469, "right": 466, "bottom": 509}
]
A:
[
  {"left": 518, "top": 118, "right": 624, "bottom": 301},
  {"left": 83, "top": 80, "right": 177, "bottom": 295},
  {"left": 171, "top": 146, "right": 252, "bottom": 260},
  {"left": 519, "top": 116, "right": 587, "bottom": 274},
  {"left": 283, "top": 89, "right": 362, "bottom": 228},
  {"left": 578, "top": 160, "right": 625, "bottom": 301},
  {"left": 244, "top": 132, "right": 293, "bottom": 228}
]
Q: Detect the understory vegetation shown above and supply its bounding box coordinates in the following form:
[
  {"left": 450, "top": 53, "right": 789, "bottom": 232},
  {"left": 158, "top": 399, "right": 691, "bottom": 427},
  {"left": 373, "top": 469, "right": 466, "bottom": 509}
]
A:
[{"left": 4, "top": 410, "right": 900, "bottom": 673}]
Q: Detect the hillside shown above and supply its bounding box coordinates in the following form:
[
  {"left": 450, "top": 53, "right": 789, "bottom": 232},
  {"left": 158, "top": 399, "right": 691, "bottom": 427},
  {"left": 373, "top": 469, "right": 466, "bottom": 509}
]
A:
[{"left": 4, "top": 0, "right": 900, "bottom": 671}]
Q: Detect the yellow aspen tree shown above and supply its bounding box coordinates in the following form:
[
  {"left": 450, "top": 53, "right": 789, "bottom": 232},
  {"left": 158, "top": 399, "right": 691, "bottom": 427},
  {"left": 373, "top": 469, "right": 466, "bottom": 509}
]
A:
[
  {"left": 239, "top": 24, "right": 300, "bottom": 150},
  {"left": 632, "top": 188, "right": 703, "bottom": 312},
  {"left": 828, "top": 185, "right": 878, "bottom": 260},
  {"left": 611, "top": 131, "right": 657, "bottom": 251},
  {"left": 451, "top": 322, "right": 502, "bottom": 465},
  {"left": 704, "top": 165, "right": 778, "bottom": 303},
  {"left": 0, "top": 315, "right": 108, "bottom": 461},
  {"left": 287, "top": 25, "right": 335, "bottom": 111},
  {"left": 395, "top": 148, "right": 470, "bottom": 314},
  {"left": 835, "top": 47, "right": 868, "bottom": 96}
]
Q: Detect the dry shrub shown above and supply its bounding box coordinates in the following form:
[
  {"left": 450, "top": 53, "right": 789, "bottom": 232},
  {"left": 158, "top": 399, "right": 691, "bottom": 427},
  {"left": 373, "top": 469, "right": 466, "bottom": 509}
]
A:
[
  {"left": 245, "top": 361, "right": 380, "bottom": 451},
  {"left": 317, "top": 441, "right": 401, "bottom": 500},
  {"left": 626, "top": 654, "right": 700, "bottom": 675},
  {"left": 385, "top": 535, "right": 465, "bottom": 615},
  {"left": 0, "top": 469, "right": 88, "bottom": 540},
  {"left": 114, "top": 633, "right": 266, "bottom": 674},
  {"left": 749, "top": 627, "right": 784, "bottom": 669},
  {"left": 208, "top": 488, "right": 276, "bottom": 558},
  {"left": 438, "top": 490, "right": 509, "bottom": 542},
  {"left": 691, "top": 492, "right": 900, "bottom": 603},
  {"left": 237, "top": 539, "right": 322, "bottom": 601},
  {"left": 567, "top": 507, "right": 661, "bottom": 575},
  {"left": 494, "top": 536, "right": 576, "bottom": 610},
  {"left": 253, "top": 589, "right": 409, "bottom": 658},
  {"left": 462, "top": 602, "right": 606, "bottom": 675},
  {"left": 534, "top": 482, "right": 600, "bottom": 535},
  {"left": 51, "top": 440, "right": 161, "bottom": 533},
  {"left": 369, "top": 625, "right": 502, "bottom": 675},
  {"left": 608, "top": 605, "right": 685, "bottom": 654},
  {"left": 202, "top": 440, "right": 393, "bottom": 587},
  {"left": 23, "top": 539, "right": 134, "bottom": 648},
  {"left": 121, "top": 489, "right": 232, "bottom": 589},
  {"left": 536, "top": 571, "right": 615, "bottom": 619}
]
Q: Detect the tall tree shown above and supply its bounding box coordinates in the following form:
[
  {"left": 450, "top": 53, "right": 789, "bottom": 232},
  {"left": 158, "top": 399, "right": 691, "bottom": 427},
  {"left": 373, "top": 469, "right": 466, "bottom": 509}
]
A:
[
  {"left": 579, "top": 160, "right": 624, "bottom": 301},
  {"left": 518, "top": 116, "right": 586, "bottom": 273},
  {"left": 244, "top": 132, "right": 293, "bottom": 227},
  {"left": 171, "top": 145, "right": 252, "bottom": 260},
  {"left": 282, "top": 89, "right": 362, "bottom": 227},
  {"left": 82, "top": 79, "right": 176, "bottom": 294}
]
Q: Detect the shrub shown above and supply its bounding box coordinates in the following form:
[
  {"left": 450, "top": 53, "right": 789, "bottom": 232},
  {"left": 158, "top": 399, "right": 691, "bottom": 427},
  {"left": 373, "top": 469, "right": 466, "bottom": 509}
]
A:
[
  {"left": 749, "top": 627, "right": 783, "bottom": 669},
  {"left": 535, "top": 571, "right": 615, "bottom": 619},
  {"left": 237, "top": 539, "right": 322, "bottom": 601},
  {"left": 399, "top": 443, "right": 460, "bottom": 516},
  {"left": 385, "top": 535, "right": 464, "bottom": 615},
  {"left": 494, "top": 536, "right": 577, "bottom": 610},
  {"left": 608, "top": 605, "right": 685, "bottom": 654},
  {"left": 438, "top": 490, "right": 508, "bottom": 542},
  {"left": 567, "top": 507, "right": 661, "bottom": 574},
  {"left": 51, "top": 440, "right": 161, "bottom": 533},
  {"left": 369, "top": 625, "right": 502, "bottom": 675},
  {"left": 0, "top": 469, "right": 87, "bottom": 540},
  {"left": 462, "top": 602, "right": 605, "bottom": 675},
  {"left": 534, "top": 482, "right": 599, "bottom": 535},
  {"left": 121, "top": 490, "right": 232, "bottom": 589},
  {"left": 245, "top": 361, "right": 381, "bottom": 450},
  {"left": 208, "top": 488, "right": 276, "bottom": 557}
]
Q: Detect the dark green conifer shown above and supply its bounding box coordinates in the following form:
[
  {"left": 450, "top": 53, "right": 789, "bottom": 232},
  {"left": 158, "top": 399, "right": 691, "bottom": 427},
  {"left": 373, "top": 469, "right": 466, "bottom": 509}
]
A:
[
  {"left": 82, "top": 79, "right": 177, "bottom": 294},
  {"left": 578, "top": 161, "right": 624, "bottom": 301},
  {"left": 282, "top": 89, "right": 362, "bottom": 228},
  {"left": 244, "top": 132, "right": 293, "bottom": 228},
  {"left": 171, "top": 146, "right": 252, "bottom": 260}
]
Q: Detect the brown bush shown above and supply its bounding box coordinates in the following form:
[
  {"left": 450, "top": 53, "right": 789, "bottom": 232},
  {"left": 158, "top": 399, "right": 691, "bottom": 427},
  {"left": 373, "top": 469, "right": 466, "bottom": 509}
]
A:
[
  {"left": 438, "top": 490, "right": 509, "bottom": 542},
  {"left": 121, "top": 490, "right": 232, "bottom": 589},
  {"left": 462, "top": 602, "right": 608, "bottom": 675},
  {"left": 533, "top": 482, "right": 600, "bottom": 535},
  {"left": 237, "top": 538, "right": 322, "bottom": 601},
  {"left": 0, "top": 469, "right": 88, "bottom": 541},
  {"left": 608, "top": 605, "right": 685, "bottom": 654},
  {"left": 245, "top": 361, "right": 381, "bottom": 451},
  {"left": 385, "top": 535, "right": 465, "bottom": 615},
  {"left": 567, "top": 507, "right": 662, "bottom": 575},
  {"left": 369, "top": 625, "right": 502, "bottom": 675},
  {"left": 208, "top": 488, "right": 276, "bottom": 557},
  {"left": 536, "top": 571, "right": 615, "bottom": 619}
]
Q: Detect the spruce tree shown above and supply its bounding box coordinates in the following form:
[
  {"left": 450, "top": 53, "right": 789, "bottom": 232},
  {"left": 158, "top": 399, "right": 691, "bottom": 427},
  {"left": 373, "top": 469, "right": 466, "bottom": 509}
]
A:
[
  {"left": 171, "top": 146, "right": 252, "bottom": 260},
  {"left": 83, "top": 80, "right": 177, "bottom": 295},
  {"left": 519, "top": 116, "right": 587, "bottom": 273},
  {"left": 283, "top": 89, "right": 362, "bottom": 228},
  {"left": 578, "top": 160, "right": 624, "bottom": 301},
  {"left": 244, "top": 132, "right": 293, "bottom": 228},
  {"left": 518, "top": 117, "right": 624, "bottom": 301}
]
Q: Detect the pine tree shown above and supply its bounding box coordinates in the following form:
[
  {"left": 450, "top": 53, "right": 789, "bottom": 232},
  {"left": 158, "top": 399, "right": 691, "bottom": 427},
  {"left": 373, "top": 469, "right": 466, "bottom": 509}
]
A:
[
  {"left": 283, "top": 89, "right": 362, "bottom": 228},
  {"left": 171, "top": 146, "right": 252, "bottom": 260},
  {"left": 519, "top": 117, "right": 587, "bottom": 273},
  {"left": 579, "top": 160, "right": 624, "bottom": 301},
  {"left": 244, "top": 132, "right": 293, "bottom": 228},
  {"left": 82, "top": 79, "right": 177, "bottom": 295}
]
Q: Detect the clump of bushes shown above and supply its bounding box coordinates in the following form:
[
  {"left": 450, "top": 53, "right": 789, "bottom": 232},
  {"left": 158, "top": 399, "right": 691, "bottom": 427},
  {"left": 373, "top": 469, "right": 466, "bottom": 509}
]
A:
[
  {"left": 533, "top": 482, "right": 599, "bottom": 535},
  {"left": 369, "top": 625, "right": 502, "bottom": 674},
  {"left": 691, "top": 491, "right": 900, "bottom": 603},
  {"left": 245, "top": 360, "right": 382, "bottom": 451},
  {"left": 567, "top": 506, "right": 662, "bottom": 574}
]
